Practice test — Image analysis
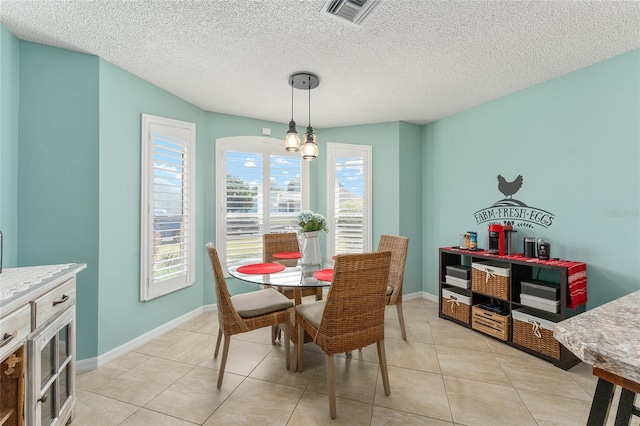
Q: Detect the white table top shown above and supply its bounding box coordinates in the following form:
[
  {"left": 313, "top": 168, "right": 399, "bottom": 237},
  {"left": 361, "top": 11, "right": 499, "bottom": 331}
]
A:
[{"left": 554, "top": 289, "right": 640, "bottom": 383}]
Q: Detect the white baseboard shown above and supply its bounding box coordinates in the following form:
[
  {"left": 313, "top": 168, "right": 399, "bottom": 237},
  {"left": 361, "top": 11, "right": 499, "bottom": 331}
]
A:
[
  {"left": 77, "top": 304, "right": 218, "bottom": 373},
  {"left": 77, "top": 291, "right": 439, "bottom": 374},
  {"left": 76, "top": 357, "right": 98, "bottom": 373},
  {"left": 402, "top": 291, "right": 437, "bottom": 303},
  {"left": 421, "top": 291, "right": 438, "bottom": 303}
]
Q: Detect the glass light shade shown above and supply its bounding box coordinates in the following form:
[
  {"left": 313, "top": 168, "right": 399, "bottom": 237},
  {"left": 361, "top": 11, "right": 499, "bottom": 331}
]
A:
[
  {"left": 284, "top": 120, "right": 300, "bottom": 152},
  {"left": 300, "top": 127, "right": 318, "bottom": 160}
]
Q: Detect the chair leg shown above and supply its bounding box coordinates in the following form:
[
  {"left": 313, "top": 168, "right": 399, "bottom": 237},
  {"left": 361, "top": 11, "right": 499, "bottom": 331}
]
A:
[
  {"left": 377, "top": 340, "right": 391, "bottom": 396},
  {"left": 396, "top": 302, "right": 407, "bottom": 340},
  {"left": 283, "top": 320, "right": 291, "bottom": 371},
  {"left": 214, "top": 327, "right": 223, "bottom": 358},
  {"left": 291, "top": 335, "right": 298, "bottom": 373},
  {"left": 217, "top": 335, "right": 231, "bottom": 389},
  {"left": 326, "top": 354, "right": 337, "bottom": 419},
  {"left": 296, "top": 321, "right": 305, "bottom": 372},
  {"left": 271, "top": 325, "right": 278, "bottom": 345}
]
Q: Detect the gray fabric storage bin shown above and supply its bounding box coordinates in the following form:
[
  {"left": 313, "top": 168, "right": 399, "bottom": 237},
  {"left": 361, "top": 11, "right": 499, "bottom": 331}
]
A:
[
  {"left": 446, "top": 265, "right": 471, "bottom": 280},
  {"left": 521, "top": 280, "right": 560, "bottom": 301}
]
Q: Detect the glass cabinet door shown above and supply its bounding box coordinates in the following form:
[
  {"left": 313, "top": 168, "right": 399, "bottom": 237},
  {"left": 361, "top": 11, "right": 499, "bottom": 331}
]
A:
[
  {"left": 58, "top": 326, "right": 69, "bottom": 362},
  {"left": 40, "top": 385, "right": 55, "bottom": 426},
  {"left": 29, "top": 306, "right": 75, "bottom": 426},
  {"left": 40, "top": 337, "right": 56, "bottom": 388},
  {"left": 59, "top": 364, "right": 71, "bottom": 407}
]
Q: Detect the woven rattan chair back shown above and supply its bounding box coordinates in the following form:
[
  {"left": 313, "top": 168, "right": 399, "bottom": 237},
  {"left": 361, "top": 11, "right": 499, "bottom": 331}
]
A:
[
  {"left": 262, "top": 232, "right": 320, "bottom": 344},
  {"left": 315, "top": 251, "right": 391, "bottom": 354},
  {"left": 263, "top": 232, "right": 299, "bottom": 263},
  {"left": 206, "top": 243, "right": 249, "bottom": 336},
  {"left": 295, "top": 250, "right": 392, "bottom": 418},
  {"left": 206, "top": 242, "right": 292, "bottom": 388},
  {"left": 378, "top": 234, "right": 409, "bottom": 340}
]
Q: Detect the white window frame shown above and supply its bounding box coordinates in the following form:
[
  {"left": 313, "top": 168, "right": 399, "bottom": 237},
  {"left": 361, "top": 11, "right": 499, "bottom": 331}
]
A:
[
  {"left": 215, "top": 136, "right": 310, "bottom": 272},
  {"left": 326, "top": 142, "right": 373, "bottom": 257},
  {"left": 140, "top": 114, "right": 196, "bottom": 301}
]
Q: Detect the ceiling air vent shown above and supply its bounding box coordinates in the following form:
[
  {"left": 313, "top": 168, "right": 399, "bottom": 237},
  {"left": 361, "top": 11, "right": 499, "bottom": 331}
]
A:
[{"left": 321, "top": 0, "right": 382, "bottom": 25}]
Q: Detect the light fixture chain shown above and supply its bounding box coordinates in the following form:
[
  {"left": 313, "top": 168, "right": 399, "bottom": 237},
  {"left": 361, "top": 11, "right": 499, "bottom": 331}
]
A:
[
  {"left": 291, "top": 80, "right": 294, "bottom": 120},
  {"left": 308, "top": 75, "right": 311, "bottom": 126}
]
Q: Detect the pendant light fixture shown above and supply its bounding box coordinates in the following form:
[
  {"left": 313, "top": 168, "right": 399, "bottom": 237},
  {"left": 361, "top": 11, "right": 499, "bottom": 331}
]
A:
[
  {"left": 284, "top": 77, "right": 300, "bottom": 152},
  {"left": 285, "top": 72, "right": 319, "bottom": 160}
]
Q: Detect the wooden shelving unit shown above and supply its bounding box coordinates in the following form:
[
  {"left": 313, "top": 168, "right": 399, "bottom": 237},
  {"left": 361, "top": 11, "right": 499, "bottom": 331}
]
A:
[
  {"left": 1, "top": 345, "right": 25, "bottom": 426},
  {"left": 439, "top": 247, "right": 584, "bottom": 370}
]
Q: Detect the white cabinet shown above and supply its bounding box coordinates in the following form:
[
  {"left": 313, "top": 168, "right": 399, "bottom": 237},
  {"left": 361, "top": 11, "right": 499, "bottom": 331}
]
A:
[
  {"left": 27, "top": 307, "right": 75, "bottom": 426},
  {"left": 0, "top": 264, "right": 85, "bottom": 426}
]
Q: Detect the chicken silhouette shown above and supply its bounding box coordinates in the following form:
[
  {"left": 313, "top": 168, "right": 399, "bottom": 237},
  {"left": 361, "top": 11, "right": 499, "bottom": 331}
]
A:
[{"left": 497, "top": 175, "right": 523, "bottom": 199}]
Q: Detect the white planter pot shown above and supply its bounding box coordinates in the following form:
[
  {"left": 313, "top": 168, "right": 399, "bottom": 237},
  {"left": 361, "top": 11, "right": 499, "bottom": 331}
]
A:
[{"left": 301, "top": 231, "right": 322, "bottom": 265}]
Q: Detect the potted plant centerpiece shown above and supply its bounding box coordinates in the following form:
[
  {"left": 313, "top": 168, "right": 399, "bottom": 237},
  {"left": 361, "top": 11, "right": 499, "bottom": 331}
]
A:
[{"left": 297, "top": 210, "right": 328, "bottom": 265}]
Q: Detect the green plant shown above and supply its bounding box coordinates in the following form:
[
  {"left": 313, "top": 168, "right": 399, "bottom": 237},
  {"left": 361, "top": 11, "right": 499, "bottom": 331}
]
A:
[{"left": 297, "top": 210, "right": 328, "bottom": 233}]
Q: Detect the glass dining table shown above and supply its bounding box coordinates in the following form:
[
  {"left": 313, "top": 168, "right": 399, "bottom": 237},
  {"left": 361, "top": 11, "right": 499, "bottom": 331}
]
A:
[
  {"left": 227, "top": 262, "right": 332, "bottom": 305},
  {"left": 227, "top": 261, "right": 333, "bottom": 371}
]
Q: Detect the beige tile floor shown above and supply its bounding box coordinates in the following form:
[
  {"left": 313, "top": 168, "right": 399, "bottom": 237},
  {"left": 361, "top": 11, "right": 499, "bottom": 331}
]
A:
[{"left": 72, "top": 299, "right": 638, "bottom": 425}]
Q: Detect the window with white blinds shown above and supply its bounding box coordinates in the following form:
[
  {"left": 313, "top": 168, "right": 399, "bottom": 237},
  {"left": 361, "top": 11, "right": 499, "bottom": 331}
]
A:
[
  {"left": 326, "top": 143, "right": 372, "bottom": 256},
  {"left": 140, "top": 114, "right": 196, "bottom": 301},
  {"left": 216, "top": 136, "right": 308, "bottom": 270}
]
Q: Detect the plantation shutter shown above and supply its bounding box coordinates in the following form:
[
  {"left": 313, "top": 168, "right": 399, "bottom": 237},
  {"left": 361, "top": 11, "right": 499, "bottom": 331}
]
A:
[
  {"left": 217, "top": 138, "right": 306, "bottom": 270},
  {"left": 327, "top": 143, "right": 372, "bottom": 256},
  {"left": 268, "top": 153, "right": 302, "bottom": 233},
  {"left": 141, "top": 114, "right": 195, "bottom": 301},
  {"left": 225, "top": 150, "right": 263, "bottom": 265}
]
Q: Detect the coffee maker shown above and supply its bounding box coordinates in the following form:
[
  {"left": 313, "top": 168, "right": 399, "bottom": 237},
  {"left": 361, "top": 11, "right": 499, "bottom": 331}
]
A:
[
  {"left": 488, "top": 224, "right": 515, "bottom": 256},
  {"left": 488, "top": 224, "right": 504, "bottom": 255}
]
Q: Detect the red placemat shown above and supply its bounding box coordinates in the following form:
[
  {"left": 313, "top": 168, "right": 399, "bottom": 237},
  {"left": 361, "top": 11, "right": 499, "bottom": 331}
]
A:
[
  {"left": 313, "top": 268, "right": 334, "bottom": 282},
  {"left": 236, "top": 263, "right": 286, "bottom": 274},
  {"left": 272, "top": 252, "right": 302, "bottom": 259}
]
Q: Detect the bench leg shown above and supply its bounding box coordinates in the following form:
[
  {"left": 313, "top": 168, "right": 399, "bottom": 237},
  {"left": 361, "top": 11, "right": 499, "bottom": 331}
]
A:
[
  {"left": 614, "top": 388, "right": 637, "bottom": 426},
  {"left": 587, "top": 378, "right": 615, "bottom": 426}
]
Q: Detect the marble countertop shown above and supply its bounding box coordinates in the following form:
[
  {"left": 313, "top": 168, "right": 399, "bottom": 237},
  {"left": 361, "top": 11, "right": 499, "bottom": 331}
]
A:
[
  {"left": 554, "top": 289, "right": 640, "bottom": 384},
  {"left": 0, "top": 263, "right": 86, "bottom": 315}
]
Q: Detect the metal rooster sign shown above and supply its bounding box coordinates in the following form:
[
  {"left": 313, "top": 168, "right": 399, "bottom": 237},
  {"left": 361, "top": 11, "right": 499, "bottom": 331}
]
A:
[{"left": 473, "top": 174, "right": 555, "bottom": 229}]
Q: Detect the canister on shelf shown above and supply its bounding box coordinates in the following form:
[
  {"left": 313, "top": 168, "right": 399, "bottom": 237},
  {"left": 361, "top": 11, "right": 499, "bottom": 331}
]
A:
[
  {"left": 468, "top": 231, "right": 477, "bottom": 250},
  {"left": 459, "top": 234, "right": 467, "bottom": 249},
  {"left": 537, "top": 239, "right": 550, "bottom": 260},
  {"left": 524, "top": 237, "right": 536, "bottom": 258}
]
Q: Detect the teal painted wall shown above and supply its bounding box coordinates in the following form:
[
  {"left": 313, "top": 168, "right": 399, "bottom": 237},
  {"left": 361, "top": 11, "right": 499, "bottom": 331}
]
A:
[
  {"left": 18, "top": 42, "right": 100, "bottom": 359},
  {"left": 319, "top": 122, "right": 402, "bottom": 239},
  {"left": 423, "top": 49, "right": 640, "bottom": 308},
  {"left": 97, "top": 60, "right": 207, "bottom": 355},
  {"left": 399, "top": 122, "right": 423, "bottom": 295},
  {"left": 318, "top": 122, "right": 423, "bottom": 296},
  {"left": 0, "top": 23, "right": 19, "bottom": 268},
  {"left": 7, "top": 31, "right": 639, "bottom": 362}
]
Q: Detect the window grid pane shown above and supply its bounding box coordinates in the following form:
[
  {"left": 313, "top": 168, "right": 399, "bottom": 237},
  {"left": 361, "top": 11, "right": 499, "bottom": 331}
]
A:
[
  {"left": 334, "top": 156, "right": 365, "bottom": 254},
  {"left": 226, "top": 151, "right": 263, "bottom": 264},
  {"left": 223, "top": 150, "right": 304, "bottom": 266},
  {"left": 152, "top": 134, "right": 189, "bottom": 284}
]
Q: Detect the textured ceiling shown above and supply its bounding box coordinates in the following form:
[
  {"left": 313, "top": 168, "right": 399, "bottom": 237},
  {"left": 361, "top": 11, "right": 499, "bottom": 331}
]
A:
[{"left": 1, "top": 1, "right": 639, "bottom": 128}]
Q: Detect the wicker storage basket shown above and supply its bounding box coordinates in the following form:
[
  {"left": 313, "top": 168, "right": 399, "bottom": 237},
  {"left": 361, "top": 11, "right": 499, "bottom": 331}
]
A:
[
  {"left": 472, "top": 305, "right": 510, "bottom": 341},
  {"left": 512, "top": 308, "right": 560, "bottom": 359},
  {"left": 472, "top": 262, "right": 510, "bottom": 300},
  {"left": 442, "top": 289, "right": 471, "bottom": 325}
]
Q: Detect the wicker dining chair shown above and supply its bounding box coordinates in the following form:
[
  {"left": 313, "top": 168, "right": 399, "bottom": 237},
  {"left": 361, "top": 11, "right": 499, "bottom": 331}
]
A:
[
  {"left": 378, "top": 234, "right": 410, "bottom": 340},
  {"left": 206, "top": 243, "right": 293, "bottom": 388},
  {"left": 263, "top": 232, "right": 322, "bottom": 344},
  {"left": 295, "top": 251, "right": 392, "bottom": 419}
]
